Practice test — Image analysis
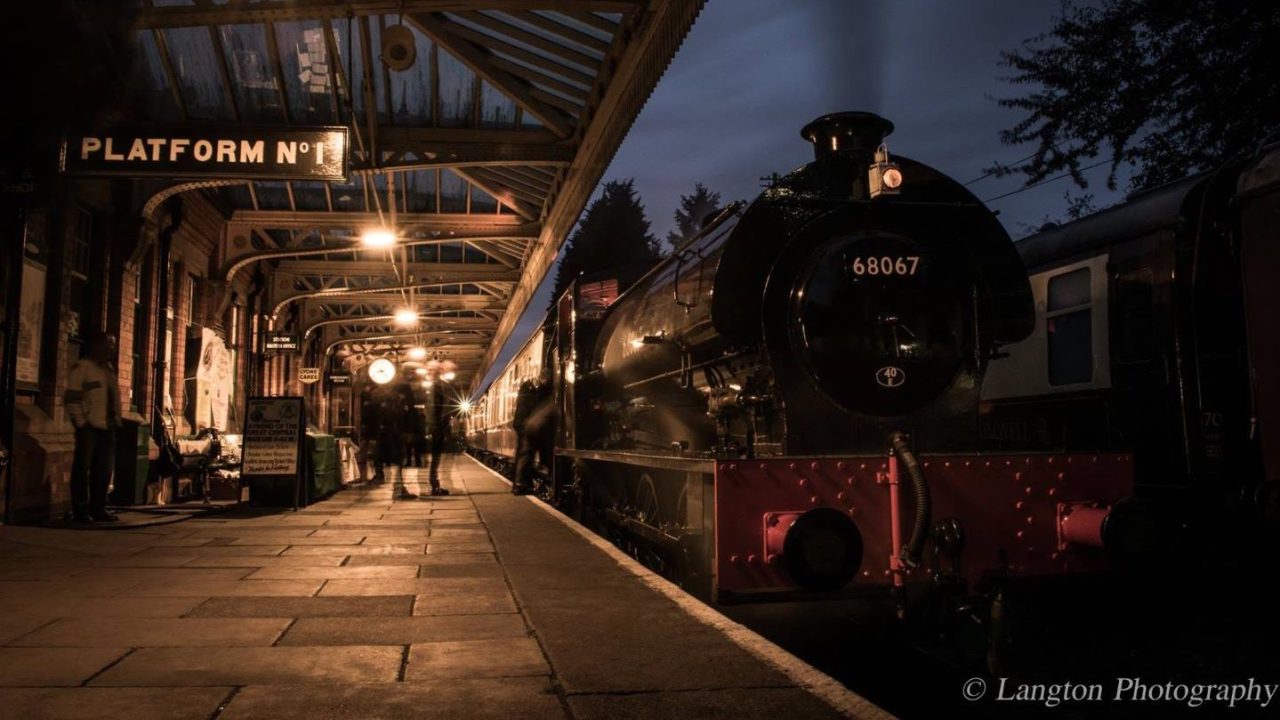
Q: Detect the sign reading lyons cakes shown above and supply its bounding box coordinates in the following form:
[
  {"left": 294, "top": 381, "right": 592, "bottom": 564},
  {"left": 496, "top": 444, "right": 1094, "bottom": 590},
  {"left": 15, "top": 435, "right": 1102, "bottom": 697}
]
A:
[{"left": 60, "top": 125, "right": 349, "bottom": 182}]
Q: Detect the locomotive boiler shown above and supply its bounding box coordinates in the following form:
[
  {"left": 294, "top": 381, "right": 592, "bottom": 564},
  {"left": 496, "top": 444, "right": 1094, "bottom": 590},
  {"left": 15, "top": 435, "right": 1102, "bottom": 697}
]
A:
[{"left": 469, "top": 112, "right": 1139, "bottom": 607}]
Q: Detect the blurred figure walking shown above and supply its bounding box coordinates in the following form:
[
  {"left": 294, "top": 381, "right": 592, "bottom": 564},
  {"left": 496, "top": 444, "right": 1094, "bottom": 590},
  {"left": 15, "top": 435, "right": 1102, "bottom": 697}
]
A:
[{"left": 512, "top": 366, "right": 554, "bottom": 496}]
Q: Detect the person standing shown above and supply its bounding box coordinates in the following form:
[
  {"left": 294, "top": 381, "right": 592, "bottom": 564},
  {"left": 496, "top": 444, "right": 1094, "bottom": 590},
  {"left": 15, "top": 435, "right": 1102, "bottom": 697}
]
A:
[
  {"left": 424, "top": 361, "right": 453, "bottom": 496},
  {"left": 64, "top": 332, "right": 121, "bottom": 522}
]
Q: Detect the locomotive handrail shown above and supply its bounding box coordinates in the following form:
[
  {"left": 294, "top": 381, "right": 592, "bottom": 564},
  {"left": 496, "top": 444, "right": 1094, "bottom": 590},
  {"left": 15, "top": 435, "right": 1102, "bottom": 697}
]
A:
[
  {"left": 672, "top": 246, "right": 707, "bottom": 310},
  {"left": 604, "top": 202, "right": 745, "bottom": 313}
]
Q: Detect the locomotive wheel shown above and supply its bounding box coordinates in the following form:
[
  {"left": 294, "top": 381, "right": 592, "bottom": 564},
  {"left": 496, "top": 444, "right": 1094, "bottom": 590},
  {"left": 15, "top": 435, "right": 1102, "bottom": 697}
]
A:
[{"left": 634, "top": 473, "right": 661, "bottom": 526}]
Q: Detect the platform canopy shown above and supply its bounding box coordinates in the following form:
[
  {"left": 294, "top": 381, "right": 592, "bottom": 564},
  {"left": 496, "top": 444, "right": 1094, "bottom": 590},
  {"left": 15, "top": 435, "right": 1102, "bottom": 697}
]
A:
[{"left": 128, "top": 0, "right": 702, "bottom": 388}]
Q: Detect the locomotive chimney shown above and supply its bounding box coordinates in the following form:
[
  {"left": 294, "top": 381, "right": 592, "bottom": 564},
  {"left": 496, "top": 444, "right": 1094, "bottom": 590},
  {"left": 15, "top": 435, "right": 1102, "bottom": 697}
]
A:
[{"left": 801, "top": 111, "right": 894, "bottom": 164}]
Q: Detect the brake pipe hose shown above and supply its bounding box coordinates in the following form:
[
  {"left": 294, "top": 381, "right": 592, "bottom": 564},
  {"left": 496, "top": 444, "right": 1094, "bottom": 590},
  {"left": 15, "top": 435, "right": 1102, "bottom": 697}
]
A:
[{"left": 890, "top": 432, "right": 931, "bottom": 568}]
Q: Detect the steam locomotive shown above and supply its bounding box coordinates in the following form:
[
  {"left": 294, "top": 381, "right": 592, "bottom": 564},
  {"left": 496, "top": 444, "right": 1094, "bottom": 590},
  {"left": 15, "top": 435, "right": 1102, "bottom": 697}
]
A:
[{"left": 467, "top": 111, "right": 1278, "bottom": 610}]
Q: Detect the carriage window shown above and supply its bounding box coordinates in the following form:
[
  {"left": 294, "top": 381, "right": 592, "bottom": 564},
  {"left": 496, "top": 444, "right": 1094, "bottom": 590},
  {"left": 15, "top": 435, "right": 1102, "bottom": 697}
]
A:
[{"left": 1047, "top": 268, "right": 1093, "bottom": 385}]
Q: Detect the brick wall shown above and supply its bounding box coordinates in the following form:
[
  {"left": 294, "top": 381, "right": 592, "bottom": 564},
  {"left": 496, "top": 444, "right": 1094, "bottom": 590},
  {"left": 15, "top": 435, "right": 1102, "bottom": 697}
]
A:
[
  {"left": 116, "top": 266, "right": 138, "bottom": 415},
  {"left": 165, "top": 192, "right": 224, "bottom": 431}
]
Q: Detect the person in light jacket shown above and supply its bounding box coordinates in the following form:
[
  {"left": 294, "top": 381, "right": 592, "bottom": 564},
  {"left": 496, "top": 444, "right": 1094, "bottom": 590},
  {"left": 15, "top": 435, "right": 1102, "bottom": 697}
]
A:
[{"left": 64, "top": 332, "right": 122, "bottom": 522}]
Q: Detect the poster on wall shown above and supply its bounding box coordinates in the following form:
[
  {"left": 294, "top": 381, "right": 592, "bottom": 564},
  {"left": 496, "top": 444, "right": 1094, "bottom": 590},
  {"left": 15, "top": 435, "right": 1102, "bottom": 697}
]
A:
[
  {"left": 241, "top": 397, "right": 304, "bottom": 477},
  {"left": 16, "top": 260, "right": 45, "bottom": 384},
  {"left": 195, "top": 328, "right": 233, "bottom": 429}
]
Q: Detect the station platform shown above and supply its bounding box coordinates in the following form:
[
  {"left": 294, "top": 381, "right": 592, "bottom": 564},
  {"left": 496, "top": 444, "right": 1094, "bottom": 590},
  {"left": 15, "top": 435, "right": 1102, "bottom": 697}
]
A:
[{"left": 0, "top": 454, "right": 890, "bottom": 720}]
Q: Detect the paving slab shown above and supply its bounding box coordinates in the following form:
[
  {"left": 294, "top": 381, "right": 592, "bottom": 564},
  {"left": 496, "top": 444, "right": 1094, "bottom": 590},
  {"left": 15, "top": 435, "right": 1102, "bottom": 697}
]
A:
[
  {"left": 0, "top": 597, "right": 207, "bottom": 619},
  {"left": 229, "top": 536, "right": 365, "bottom": 546},
  {"left": 12, "top": 618, "right": 291, "bottom": 647},
  {"left": 425, "top": 542, "right": 494, "bottom": 554},
  {"left": 345, "top": 552, "right": 495, "bottom": 567},
  {"left": 278, "top": 614, "right": 527, "bottom": 645},
  {"left": 0, "top": 578, "right": 143, "bottom": 599},
  {"left": 318, "top": 577, "right": 507, "bottom": 597},
  {"left": 218, "top": 679, "right": 564, "bottom": 720},
  {"left": 283, "top": 544, "right": 424, "bottom": 555},
  {"left": 246, "top": 565, "right": 419, "bottom": 580},
  {"left": 181, "top": 555, "right": 346, "bottom": 568},
  {"left": 405, "top": 637, "right": 549, "bottom": 680},
  {"left": 135, "top": 545, "right": 288, "bottom": 557},
  {"left": 0, "top": 687, "right": 233, "bottom": 720},
  {"left": 91, "top": 555, "right": 201, "bottom": 568},
  {"left": 127, "top": 579, "right": 323, "bottom": 597},
  {"left": 422, "top": 528, "right": 490, "bottom": 541},
  {"left": 567, "top": 687, "right": 851, "bottom": 720},
  {"left": 0, "top": 565, "right": 87, "bottom": 581},
  {"left": 0, "top": 615, "right": 57, "bottom": 645},
  {"left": 186, "top": 595, "right": 414, "bottom": 618},
  {"left": 90, "top": 646, "right": 403, "bottom": 686},
  {"left": 417, "top": 518, "right": 487, "bottom": 527},
  {"left": 412, "top": 590, "right": 519, "bottom": 616},
  {"left": 415, "top": 562, "right": 505, "bottom": 579},
  {"left": 71, "top": 568, "right": 254, "bottom": 584},
  {"left": 133, "top": 537, "right": 215, "bottom": 547},
  {"left": 0, "top": 647, "right": 129, "bottom": 686}
]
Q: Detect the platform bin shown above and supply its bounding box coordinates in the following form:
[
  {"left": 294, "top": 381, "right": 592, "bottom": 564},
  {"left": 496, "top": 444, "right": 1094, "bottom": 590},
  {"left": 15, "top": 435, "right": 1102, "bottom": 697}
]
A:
[
  {"left": 306, "top": 433, "right": 339, "bottom": 504},
  {"left": 110, "top": 420, "right": 150, "bottom": 506}
]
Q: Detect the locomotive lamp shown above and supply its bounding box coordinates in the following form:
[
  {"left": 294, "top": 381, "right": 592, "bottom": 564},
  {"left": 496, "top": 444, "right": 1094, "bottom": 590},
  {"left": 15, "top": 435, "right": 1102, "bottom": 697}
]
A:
[{"left": 869, "top": 144, "right": 902, "bottom": 198}]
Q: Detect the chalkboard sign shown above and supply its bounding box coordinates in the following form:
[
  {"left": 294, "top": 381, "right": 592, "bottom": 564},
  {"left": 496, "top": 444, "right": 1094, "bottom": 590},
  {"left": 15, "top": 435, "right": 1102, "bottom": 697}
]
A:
[{"left": 240, "top": 396, "right": 305, "bottom": 510}]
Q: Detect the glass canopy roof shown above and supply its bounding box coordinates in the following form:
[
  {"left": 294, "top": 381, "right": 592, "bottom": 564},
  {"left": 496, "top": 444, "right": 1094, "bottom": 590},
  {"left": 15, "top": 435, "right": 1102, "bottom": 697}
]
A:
[{"left": 124, "top": 0, "right": 703, "bottom": 386}]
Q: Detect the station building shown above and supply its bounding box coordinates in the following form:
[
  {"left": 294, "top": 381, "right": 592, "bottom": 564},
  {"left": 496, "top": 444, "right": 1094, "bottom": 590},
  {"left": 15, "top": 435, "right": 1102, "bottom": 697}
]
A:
[{"left": 0, "top": 0, "right": 702, "bottom": 524}]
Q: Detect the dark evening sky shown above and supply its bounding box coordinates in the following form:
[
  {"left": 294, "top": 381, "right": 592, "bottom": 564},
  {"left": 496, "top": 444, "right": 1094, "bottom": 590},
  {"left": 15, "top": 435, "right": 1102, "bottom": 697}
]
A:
[{"left": 479, "top": 0, "right": 1125, "bottom": 391}]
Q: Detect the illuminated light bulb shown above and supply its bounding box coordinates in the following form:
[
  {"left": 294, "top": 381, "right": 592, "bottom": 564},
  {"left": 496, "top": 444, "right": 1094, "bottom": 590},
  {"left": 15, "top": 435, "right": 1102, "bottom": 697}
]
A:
[
  {"left": 394, "top": 308, "right": 418, "bottom": 326},
  {"left": 361, "top": 227, "right": 396, "bottom": 248},
  {"left": 368, "top": 358, "right": 396, "bottom": 385},
  {"left": 421, "top": 380, "right": 432, "bottom": 389},
  {"left": 442, "top": 371, "right": 456, "bottom": 382},
  {"left": 882, "top": 167, "right": 903, "bottom": 189},
  {"left": 458, "top": 399, "right": 473, "bottom": 413},
  {"left": 407, "top": 346, "right": 427, "bottom": 360},
  {"left": 414, "top": 367, "right": 427, "bottom": 376}
]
